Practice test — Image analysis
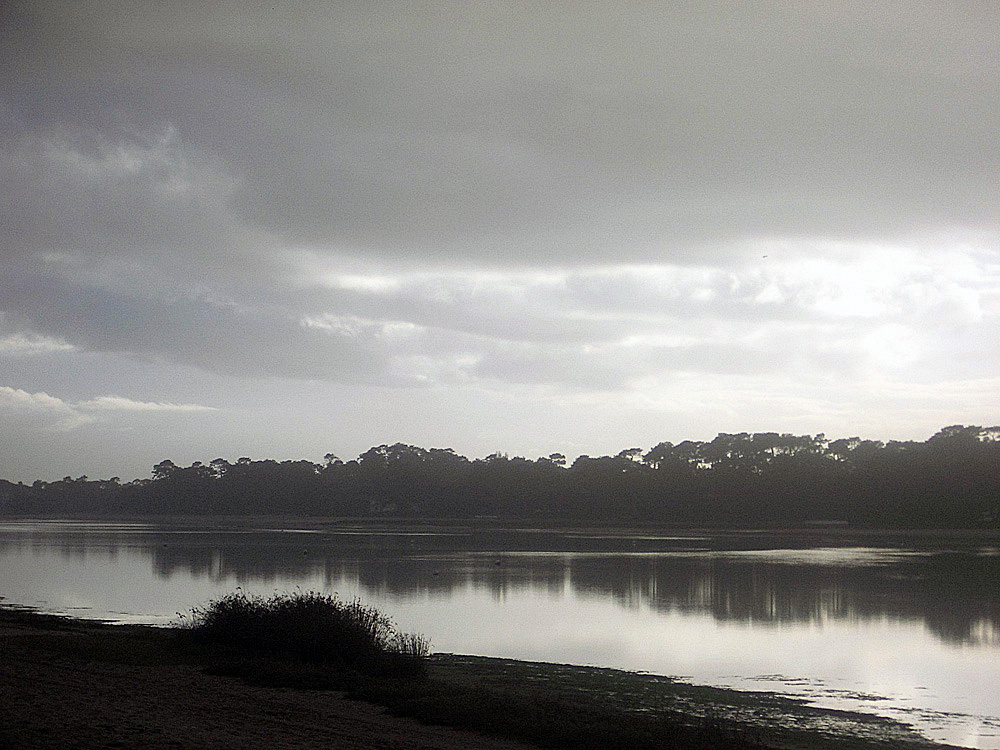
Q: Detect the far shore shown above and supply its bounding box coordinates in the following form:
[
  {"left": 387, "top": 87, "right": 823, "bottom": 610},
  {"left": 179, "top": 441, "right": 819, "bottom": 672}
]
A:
[
  {"left": 0, "top": 605, "right": 960, "bottom": 750},
  {"left": 7, "top": 513, "right": 1000, "bottom": 538}
]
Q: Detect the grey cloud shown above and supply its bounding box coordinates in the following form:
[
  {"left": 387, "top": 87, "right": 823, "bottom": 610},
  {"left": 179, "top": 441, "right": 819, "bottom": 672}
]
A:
[
  {"left": 3, "top": 235, "right": 995, "bottom": 391},
  {"left": 3, "top": 274, "right": 391, "bottom": 384},
  {"left": 471, "top": 334, "right": 829, "bottom": 391},
  {"left": 4, "top": 1, "right": 998, "bottom": 270},
  {"left": 0, "top": 125, "right": 263, "bottom": 296},
  {"left": 76, "top": 396, "right": 217, "bottom": 412},
  {"left": 0, "top": 386, "right": 218, "bottom": 445},
  {"left": 0, "top": 386, "right": 93, "bottom": 432},
  {"left": 0, "top": 332, "right": 75, "bottom": 356}
]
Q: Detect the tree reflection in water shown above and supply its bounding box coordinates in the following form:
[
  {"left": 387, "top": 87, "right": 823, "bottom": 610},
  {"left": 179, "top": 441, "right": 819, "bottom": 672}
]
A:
[
  {"left": 4, "top": 522, "right": 997, "bottom": 748},
  {"left": 120, "top": 525, "right": 1000, "bottom": 648}
]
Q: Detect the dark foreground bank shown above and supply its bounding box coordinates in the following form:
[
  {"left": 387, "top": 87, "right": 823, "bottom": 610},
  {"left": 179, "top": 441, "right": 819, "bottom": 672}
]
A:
[{"left": 0, "top": 607, "right": 957, "bottom": 750}]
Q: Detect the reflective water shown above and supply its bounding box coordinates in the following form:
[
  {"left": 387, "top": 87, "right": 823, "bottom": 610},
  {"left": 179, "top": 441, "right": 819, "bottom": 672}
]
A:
[{"left": 2, "top": 519, "right": 999, "bottom": 748}]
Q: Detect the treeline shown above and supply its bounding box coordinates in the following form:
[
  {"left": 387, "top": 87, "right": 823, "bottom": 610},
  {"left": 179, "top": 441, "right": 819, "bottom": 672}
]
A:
[{"left": 2, "top": 425, "right": 998, "bottom": 527}]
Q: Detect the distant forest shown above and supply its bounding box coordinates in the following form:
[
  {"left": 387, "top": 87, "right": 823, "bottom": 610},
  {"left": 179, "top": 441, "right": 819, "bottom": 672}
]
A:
[{"left": 2, "top": 425, "right": 999, "bottom": 528}]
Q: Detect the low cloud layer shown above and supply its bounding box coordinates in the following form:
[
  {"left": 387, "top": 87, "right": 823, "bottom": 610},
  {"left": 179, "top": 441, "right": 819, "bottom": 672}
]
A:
[
  {"left": 0, "top": 386, "right": 94, "bottom": 432},
  {"left": 9, "top": 246, "right": 991, "bottom": 391},
  {"left": 76, "top": 396, "right": 217, "bottom": 413},
  {"left": 0, "top": 386, "right": 217, "bottom": 433}
]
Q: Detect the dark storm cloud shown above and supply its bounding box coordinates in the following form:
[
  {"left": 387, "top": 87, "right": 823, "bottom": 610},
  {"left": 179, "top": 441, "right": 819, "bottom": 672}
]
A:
[
  {"left": 3, "top": 1, "right": 998, "bottom": 270},
  {"left": 0, "top": 123, "right": 270, "bottom": 298}
]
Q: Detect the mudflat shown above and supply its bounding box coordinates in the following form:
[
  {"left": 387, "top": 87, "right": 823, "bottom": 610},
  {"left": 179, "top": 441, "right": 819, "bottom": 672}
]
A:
[
  {"left": 0, "top": 608, "right": 958, "bottom": 750},
  {"left": 0, "top": 612, "right": 530, "bottom": 750}
]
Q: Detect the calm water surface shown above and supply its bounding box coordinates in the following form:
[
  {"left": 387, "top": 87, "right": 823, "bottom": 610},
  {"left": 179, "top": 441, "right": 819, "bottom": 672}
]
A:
[{"left": 2, "top": 519, "right": 999, "bottom": 748}]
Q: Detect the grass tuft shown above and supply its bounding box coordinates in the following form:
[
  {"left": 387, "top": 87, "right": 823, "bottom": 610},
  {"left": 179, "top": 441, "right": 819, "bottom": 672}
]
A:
[{"left": 185, "top": 590, "right": 429, "bottom": 677}]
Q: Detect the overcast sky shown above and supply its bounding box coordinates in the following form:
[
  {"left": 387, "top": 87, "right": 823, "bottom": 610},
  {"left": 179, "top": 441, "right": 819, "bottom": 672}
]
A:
[{"left": 2, "top": 1, "right": 998, "bottom": 482}]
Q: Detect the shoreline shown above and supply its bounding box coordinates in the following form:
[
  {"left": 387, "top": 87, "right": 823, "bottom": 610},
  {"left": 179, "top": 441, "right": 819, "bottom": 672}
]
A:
[
  {"left": 6, "top": 513, "right": 1000, "bottom": 532},
  {"left": 0, "top": 606, "right": 530, "bottom": 750},
  {"left": 0, "top": 606, "right": 959, "bottom": 750}
]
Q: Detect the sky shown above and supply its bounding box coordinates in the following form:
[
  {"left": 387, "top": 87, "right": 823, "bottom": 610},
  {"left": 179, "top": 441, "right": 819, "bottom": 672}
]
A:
[{"left": 1, "top": 1, "right": 998, "bottom": 482}]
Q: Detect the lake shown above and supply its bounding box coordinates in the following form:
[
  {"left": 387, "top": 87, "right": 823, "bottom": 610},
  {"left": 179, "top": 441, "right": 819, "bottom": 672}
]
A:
[{"left": 2, "top": 519, "right": 998, "bottom": 748}]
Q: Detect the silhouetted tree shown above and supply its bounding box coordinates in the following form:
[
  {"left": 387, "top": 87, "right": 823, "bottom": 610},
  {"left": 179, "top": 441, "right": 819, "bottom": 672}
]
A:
[{"left": 3, "top": 426, "right": 998, "bottom": 527}]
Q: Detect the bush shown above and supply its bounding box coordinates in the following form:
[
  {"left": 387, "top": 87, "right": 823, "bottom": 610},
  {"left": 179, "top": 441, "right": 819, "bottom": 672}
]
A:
[{"left": 186, "top": 590, "right": 429, "bottom": 677}]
